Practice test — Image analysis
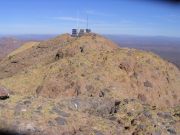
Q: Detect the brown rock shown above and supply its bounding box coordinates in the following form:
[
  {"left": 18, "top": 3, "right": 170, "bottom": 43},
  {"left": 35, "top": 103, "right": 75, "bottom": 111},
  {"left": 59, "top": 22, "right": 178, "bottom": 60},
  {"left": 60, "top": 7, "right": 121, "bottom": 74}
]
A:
[
  {"left": 55, "top": 50, "right": 64, "bottom": 60},
  {"left": 0, "top": 86, "right": 9, "bottom": 99},
  {"left": 144, "top": 81, "right": 153, "bottom": 88},
  {"left": 138, "top": 94, "right": 147, "bottom": 102},
  {"left": 119, "top": 61, "right": 131, "bottom": 72}
]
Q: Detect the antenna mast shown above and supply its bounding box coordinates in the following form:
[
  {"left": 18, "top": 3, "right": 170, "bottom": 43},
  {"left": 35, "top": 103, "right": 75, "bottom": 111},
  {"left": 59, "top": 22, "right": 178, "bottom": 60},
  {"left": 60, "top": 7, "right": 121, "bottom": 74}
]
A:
[
  {"left": 87, "top": 14, "right": 89, "bottom": 29},
  {"left": 76, "top": 10, "right": 79, "bottom": 31}
]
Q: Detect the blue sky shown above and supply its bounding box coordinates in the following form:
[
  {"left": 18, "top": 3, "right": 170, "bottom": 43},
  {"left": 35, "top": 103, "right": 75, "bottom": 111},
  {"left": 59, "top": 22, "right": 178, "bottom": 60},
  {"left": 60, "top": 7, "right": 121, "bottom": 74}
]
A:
[{"left": 0, "top": 0, "right": 180, "bottom": 37}]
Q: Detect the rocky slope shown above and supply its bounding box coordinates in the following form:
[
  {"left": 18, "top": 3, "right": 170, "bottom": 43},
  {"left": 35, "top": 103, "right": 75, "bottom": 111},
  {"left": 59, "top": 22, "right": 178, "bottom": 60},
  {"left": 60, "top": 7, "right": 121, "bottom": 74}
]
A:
[{"left": 0, "top": 33, "right": 179, "bottom": 135}]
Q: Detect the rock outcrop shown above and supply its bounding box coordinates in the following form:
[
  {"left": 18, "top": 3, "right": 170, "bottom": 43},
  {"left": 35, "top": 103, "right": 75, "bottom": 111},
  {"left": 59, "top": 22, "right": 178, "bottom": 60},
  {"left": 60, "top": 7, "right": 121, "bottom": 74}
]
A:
[{"left": 0, "top": 86, "right": 9, "bottom": 99}]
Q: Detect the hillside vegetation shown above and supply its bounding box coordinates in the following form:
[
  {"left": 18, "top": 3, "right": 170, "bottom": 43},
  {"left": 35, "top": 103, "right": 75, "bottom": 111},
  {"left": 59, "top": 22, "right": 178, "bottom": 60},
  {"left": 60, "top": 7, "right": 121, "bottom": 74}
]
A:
[{"left": 0, "top": 33, "right": 179, "bottom": 135}]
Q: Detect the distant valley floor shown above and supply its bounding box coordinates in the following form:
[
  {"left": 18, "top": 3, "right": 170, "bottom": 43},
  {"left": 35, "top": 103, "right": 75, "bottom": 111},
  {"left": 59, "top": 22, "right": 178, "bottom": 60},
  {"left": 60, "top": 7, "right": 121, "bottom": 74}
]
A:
[
  {"left": 119, "top": 45, "right": 180, "bottom": 69},
  {"left": 106, "top": 35, "right": 180, "bottom": 68}
]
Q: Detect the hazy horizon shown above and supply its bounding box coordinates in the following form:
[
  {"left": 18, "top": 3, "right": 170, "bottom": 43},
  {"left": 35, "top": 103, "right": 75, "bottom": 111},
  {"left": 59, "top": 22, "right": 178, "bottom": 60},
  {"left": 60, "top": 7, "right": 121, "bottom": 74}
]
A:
[{"left": 1, "top": 33, "right": 180, "bottom": 39}]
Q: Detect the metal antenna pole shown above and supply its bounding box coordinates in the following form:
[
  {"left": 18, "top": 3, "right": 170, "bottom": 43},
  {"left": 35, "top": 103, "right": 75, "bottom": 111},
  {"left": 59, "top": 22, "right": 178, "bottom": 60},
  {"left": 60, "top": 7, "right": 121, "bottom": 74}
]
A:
[
  {"left": 77, "top": 10, "right": 79, "bottom": 31},
  {"left": 87, "top": 15, "right": 89, "bottom": 29}
]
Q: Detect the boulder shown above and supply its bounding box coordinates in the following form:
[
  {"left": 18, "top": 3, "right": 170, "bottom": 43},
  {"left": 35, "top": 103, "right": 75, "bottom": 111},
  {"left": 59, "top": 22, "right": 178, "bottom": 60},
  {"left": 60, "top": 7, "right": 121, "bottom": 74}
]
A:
[
  {"left": 55, "top": 117, "right": 67, "bottom": 125},
  {"left": 0, "top": 86, "right": 9, "bottom": 100}
]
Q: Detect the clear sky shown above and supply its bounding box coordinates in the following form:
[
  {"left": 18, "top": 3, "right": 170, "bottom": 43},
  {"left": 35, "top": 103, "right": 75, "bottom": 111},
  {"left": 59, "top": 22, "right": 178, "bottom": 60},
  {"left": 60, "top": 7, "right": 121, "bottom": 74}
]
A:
[{"left": 0, "top": 0, "right": 180, "bottom": 37}]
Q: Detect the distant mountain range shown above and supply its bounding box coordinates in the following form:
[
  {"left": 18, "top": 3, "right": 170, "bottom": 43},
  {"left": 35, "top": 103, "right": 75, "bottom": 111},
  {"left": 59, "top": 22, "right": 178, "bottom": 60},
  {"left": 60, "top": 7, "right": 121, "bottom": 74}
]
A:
[
  {"left": 0, "top": 35, "right": 55, "bottom": 59},
  {"left": 0, "top": 34, "right": 57, "bottom": 40},
  {"left": 0, "top": 37, "right": 24, "bottom": 59}
]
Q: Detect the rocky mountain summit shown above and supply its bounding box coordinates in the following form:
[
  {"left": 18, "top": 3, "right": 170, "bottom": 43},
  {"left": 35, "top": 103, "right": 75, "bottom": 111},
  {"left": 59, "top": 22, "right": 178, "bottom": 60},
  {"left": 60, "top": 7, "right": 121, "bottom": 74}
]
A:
[{"left": 0, "top": 33, "right": 179, "bottom": 135}]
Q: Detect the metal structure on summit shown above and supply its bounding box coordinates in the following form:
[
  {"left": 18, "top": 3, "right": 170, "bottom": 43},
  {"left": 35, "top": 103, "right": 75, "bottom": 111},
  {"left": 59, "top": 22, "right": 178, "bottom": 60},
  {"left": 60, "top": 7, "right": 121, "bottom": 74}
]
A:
[{"left": 71, "top": 12, "right": 91, "bottom": 37}]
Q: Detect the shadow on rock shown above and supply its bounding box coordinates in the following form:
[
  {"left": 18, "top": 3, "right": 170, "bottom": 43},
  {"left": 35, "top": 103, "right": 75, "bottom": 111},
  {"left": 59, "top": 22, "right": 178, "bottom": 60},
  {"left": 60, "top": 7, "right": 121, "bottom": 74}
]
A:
[{"left": 0, "top": 130, "right": 28, "bottom": 135}]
